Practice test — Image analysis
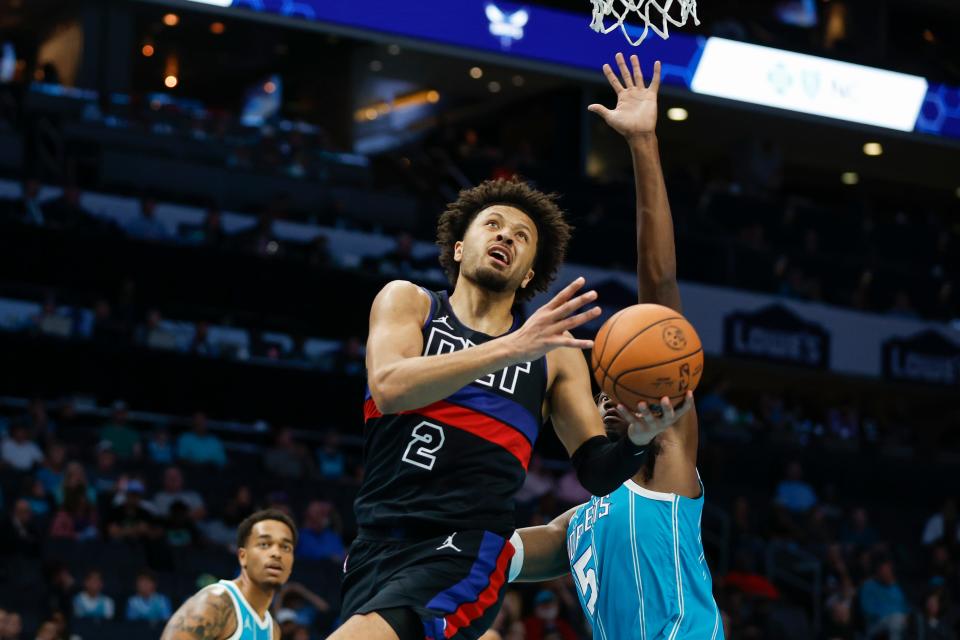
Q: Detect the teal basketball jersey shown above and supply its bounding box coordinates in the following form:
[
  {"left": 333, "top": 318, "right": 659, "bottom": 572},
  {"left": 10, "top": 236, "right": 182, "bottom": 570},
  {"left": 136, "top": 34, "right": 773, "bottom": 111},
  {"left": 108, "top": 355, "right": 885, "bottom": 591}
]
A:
[
  {"left": 216, "top": 580, "right": 274, "bottom": 640},
  {"left": 566, "top": 478, "right": 723, "bottom": 640}
]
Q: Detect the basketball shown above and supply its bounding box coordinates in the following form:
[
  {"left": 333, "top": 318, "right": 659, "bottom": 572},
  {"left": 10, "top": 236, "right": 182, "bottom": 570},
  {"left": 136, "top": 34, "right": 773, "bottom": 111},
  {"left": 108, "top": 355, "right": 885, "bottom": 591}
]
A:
[{"left": 591, "top": 304, "right": 704, "bottom": 411}]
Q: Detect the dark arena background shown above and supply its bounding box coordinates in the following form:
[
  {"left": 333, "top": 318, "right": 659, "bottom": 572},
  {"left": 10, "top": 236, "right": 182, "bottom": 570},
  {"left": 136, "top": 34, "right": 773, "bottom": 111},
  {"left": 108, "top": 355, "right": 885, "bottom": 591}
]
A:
[{"left": 1, "top": 0, "right": 959, "bottom": 638}]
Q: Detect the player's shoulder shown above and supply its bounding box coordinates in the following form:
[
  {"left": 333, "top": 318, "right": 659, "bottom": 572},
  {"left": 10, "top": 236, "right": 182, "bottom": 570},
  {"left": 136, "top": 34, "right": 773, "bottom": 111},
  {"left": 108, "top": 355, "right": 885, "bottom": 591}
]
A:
[
  {"left": 371, "top": 280, "right": 433, "bottom": 316},
  {"left": 192, "top": 583, "right": 237, "bottom": 616},
  {"left": 376, "top": 280, "right": 432, "bottom": 304},
  {"left": 163, "top": 584, "right": 237, "bottom": 640}
]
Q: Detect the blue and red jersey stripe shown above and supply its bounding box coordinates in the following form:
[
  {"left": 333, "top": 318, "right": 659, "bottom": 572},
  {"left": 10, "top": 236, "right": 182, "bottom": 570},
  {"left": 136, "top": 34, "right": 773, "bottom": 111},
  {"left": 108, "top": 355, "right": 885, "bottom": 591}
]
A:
[
  {"left": 422, "top": 532, "right": 515, "bottom": 640},
  {"left": 364, "top": 385, "right": 539, "bottom": 470}
]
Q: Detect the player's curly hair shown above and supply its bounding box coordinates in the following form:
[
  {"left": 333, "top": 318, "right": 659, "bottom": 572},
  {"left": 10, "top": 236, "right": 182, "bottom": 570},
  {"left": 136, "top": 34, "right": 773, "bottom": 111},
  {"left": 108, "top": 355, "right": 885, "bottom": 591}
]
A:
[{"left": 436, "top": 178, "right": 573, "bottom": 302}]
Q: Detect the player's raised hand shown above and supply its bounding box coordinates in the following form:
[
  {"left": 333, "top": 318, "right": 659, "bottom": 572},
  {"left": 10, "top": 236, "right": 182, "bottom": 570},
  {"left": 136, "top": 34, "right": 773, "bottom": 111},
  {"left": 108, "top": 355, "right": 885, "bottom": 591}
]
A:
[
  {"left": 510, "top": 277, "right": 601, "bottom": 361},
  {"left": 588, "top": 53, "right": 661, "bottom": 141},
  {"left": 617, "top": 391, "right": 694, "bottom": 446}
]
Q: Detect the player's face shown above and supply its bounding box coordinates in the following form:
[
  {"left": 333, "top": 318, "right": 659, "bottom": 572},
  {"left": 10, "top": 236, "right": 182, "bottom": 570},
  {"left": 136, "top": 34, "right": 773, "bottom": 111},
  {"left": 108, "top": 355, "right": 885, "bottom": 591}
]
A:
[
  {"left": 596, "top": 393, "right": 629, "bottom": 438},
  {"left": 455, "top": 206, "right": 538, "bottom": 296},
  {"left": 238, "top": 520, "right": 295, "bottom": 589}
]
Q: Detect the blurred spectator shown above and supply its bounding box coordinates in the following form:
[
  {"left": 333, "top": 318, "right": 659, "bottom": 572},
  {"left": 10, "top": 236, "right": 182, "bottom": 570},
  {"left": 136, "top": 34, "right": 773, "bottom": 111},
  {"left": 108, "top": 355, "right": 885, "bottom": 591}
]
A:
[
  {"left": 125, "top": 570, "right": 172, "bottom": 623},
  {"left": 24, "top": 398, "right": 56, "bottom": 443},
  {"left": 377, "top": 232, "right": 423, "bottom": 276},
  {"left": 201, "top": 484, "right": 254, "bottom": 550},
  {"left": 774, "top": 461, "right": 818, "bottom": 514},
  {"left": 888, "top": 290, "right": 919, "bottom": 319},
  {"left": 187, "top": 321, "right": 218, "bottom": 357},
  {"left": 923, "top": 498, "right": 960, "bottom": 547},
  {"left": 49, "top": 489, "right": 98, "bottom": 541},
  {"left": 223, "top": 485, "right": 255, "bottom": 527},
  {"left": 306, "top": 234, "right": 332, "bottom": 269},
  {"left": 0, "top": 499, "right": 40, "bottom": 557},
  {"left": 179, "top": 205, "right": 227, "bottom": 246},
  {"left": 730, "top": 495, "right": 765, "bottom": 562},
  {"left": 275, "top": 612, "right": 299, "bottom": 638},
  {"left": 822, "top": 597, "right": 856, "bottom": 640},
  {"left": 115, "top": 278, "right": 139, "bottom": 330},
  {"left": 147, "top": 428, "right": 175, "bottom": 465},
  {"left": 153, "top": 467, "right": 205, "bottom": 519},
  {"left": 823, "top": 543, "right": 855, "bottom": 604},
  {"left": 503, "top": 621, "right": 525, "bottom": 640},
  {"left": 42, "top": 184, "right": 94, "bottom": 231},
  {"left": 859, "top": 554, "right": 909, "bottom": 640},
  {"left": 90, "top": 299, "right": 129, "bottom": 344},
  {"left": 24, "top": 477, "right": 52, "bottom": 519},
  {"left": 0, "top": 611, "right": 22, "bottom": 640},
  {"left": 177, "top": 412, "right": 226, "bottom": 467},
  {"left": 136, "top": 309, "right": 178, "bottom": 350},
  {"left": 33, "top": 620, "right": 58, "bottom": 640},
  {"left": 231, "top": 211, "right": 281, "bottom": 257},
  {"left": 105, "top": 480, "right": 161, "bottom": 542},
  {"left": 1, "top": 422, "right": 43, "bottom": 471},
  {"left": 54, "top": 461, "right": 97, "bottom": 507},
  {"left": 72, "top": 569, "right": 115, "bottom": 620},
  {"left": 928, "top": 544, "right": 954, "bottom": 582},
  {"left": 123, "top": 197, "right": 171, "bottom": 241},
  {"left": 89, "top": 442, "right": 120, "bottom": 495},
  {"left": 841, "top": 507, "right": 879, "bottom": 552},
  {"left": 919, "top": 590, "right": 956, "bottom": 640},
  {"left": 42, "top": 563, "right": 77, "bottom": 619},
  {"left": 316, "top": 429, "right": 345, "bottom": 480},
  {"left": 17, "top": 178, "right": 44, "bottom": 226},
  {"left": 36, "top": 442, "right": 67, "bottom": 493},
  {"left": 263, "top": 428, "right": 313, "bottom": 480},
  {"left": 31, "top": 294, "right": 72, "bottom": 338},
  {"left": 296, "top": 500, "right": 344, "bottom": 562},
  {"left": 54, "top": 398, "right": 80, "bottom": 432},
  {"left": 278, "top": 582, "right": 330, "bottom": 628},
  {"left": 164, "top": 500, "right": 201, "bottom": 548},
  {"left": 333, "top": 336, "right": 365, "bottom": 376},
  {"left": 724, "top": 550, "right": 781, "bottom": 600},
  {"left": 523, "top": 590, "right": 577, "bottom": 640},
  {"left": 99, "top": 401, "right": 141, "bottom": 460}
]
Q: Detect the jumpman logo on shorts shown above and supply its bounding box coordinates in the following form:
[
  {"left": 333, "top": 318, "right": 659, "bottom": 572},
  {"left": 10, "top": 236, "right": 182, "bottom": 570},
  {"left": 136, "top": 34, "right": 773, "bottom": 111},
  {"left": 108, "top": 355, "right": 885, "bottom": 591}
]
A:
[
  {"left": 436, "top": 533, "right": 462, "bottom": 553},
  {"left": 433, "top": 315, "right": 453, "bottom": 330}
]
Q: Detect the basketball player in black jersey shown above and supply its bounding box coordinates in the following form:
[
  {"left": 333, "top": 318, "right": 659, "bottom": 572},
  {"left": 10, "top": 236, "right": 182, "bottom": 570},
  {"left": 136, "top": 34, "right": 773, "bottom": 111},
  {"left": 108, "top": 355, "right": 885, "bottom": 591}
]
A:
[{"left": 333, "top": 175, "right": 693, "bottom": 639}]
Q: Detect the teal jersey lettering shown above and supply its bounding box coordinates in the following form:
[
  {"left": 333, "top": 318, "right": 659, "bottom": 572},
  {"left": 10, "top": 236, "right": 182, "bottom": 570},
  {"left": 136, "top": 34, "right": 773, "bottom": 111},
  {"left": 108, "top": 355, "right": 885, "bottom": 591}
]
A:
[{"left": 567, "top": 479, "right": 723, "bottom": 640}]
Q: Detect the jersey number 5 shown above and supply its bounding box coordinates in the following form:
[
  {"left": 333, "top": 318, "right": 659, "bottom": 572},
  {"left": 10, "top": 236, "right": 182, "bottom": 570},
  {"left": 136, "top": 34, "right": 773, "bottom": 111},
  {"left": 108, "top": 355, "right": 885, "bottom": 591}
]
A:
[
  {"left": 402, "top": 421, "right": 445, "bottom": 470},
  {"left": 573, "top": 547, "right": 599, "bottom": 615}
]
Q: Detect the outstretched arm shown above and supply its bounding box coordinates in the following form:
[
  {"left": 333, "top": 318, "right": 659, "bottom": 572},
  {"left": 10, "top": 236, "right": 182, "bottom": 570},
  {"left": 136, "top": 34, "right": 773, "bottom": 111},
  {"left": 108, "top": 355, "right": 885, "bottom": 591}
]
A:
[
  {"left": 589, "top": 53, "right": 680, "bottom": 311},
  {"left": 512, "top": 507, "right": 579, "bottom": 582},
  {"left": 161, "top": 586, "right": 236, "bottom": 640},
  {"left": 590, "top": 53, "right": 697, "bottom": 457}
]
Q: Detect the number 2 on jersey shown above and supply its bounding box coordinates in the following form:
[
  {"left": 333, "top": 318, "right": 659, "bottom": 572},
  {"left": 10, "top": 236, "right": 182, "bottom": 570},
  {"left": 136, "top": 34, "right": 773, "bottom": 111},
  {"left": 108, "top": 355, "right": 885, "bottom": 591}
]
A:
[
  {"left": 573, "top": 546, "right": 599, "bottom": 615},
  {"left": 402, "top": 421, "right": 445, "bottom": 470}
]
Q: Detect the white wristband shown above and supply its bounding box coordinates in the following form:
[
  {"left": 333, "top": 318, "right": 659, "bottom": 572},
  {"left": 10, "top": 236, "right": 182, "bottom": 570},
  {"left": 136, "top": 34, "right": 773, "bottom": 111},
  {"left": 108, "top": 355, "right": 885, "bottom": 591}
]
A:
[{"left": 507, "top": 531, "right": 524, "bottom": 583}]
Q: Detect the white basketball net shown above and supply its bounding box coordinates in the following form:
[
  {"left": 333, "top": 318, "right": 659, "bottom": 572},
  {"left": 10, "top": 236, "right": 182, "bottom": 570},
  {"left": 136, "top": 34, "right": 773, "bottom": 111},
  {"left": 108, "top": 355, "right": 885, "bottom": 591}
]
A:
[{"left": 590, "top": 0, "right": 700, "bottom": 46}]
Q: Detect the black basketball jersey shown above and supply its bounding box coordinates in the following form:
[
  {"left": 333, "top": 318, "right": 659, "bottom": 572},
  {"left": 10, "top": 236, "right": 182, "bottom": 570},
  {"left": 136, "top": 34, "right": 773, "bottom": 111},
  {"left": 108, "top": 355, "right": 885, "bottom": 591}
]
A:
[{"left": 355, "top": 288, "right": 548, "bottom": 536}]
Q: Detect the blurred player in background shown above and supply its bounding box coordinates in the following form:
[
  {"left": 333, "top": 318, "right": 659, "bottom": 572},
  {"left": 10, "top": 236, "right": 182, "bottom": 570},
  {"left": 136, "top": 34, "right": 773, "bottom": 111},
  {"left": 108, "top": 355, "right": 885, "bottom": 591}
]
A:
[{"left": 161, "top": 509, "right": 296, "bottom": 640}]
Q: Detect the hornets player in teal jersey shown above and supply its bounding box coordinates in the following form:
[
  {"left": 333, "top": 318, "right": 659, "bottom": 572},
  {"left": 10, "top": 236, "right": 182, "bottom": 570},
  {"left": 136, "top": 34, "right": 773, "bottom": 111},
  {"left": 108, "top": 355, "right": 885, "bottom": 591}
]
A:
[
  {"left": 162, "top": 509, "right": 298, "bottom": 640},
  {"left": 505, "top": 53, "right": 723, "bottom": 640}
]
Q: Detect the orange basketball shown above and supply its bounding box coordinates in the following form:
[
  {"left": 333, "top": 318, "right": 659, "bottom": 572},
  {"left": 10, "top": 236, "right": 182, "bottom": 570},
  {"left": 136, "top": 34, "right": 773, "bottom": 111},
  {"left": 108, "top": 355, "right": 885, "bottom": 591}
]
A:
[{"left": 591, "top": 304, "right": 704, "bottom": 412}]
